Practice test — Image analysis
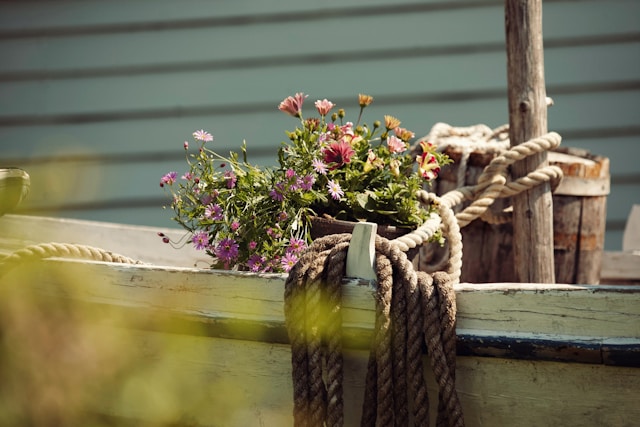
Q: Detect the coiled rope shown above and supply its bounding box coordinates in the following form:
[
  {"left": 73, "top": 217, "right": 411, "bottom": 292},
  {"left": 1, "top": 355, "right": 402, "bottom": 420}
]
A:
[
  {"left": 284, "top": 233, "right": 463, "bottom": 427},
  {"left": 284, "top": 126, "right": 563, "bottom": 426}
]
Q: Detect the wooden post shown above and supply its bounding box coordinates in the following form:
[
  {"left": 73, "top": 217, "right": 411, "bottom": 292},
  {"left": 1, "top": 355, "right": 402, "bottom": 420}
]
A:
[{"left": 505, "top": 0, "right": 555, "bottom": 283}]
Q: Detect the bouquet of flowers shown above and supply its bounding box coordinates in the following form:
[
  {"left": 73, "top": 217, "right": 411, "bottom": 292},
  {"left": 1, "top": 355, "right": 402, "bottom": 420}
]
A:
[{"left": 160, "top": 93, "right": 450, "bottom": 273}]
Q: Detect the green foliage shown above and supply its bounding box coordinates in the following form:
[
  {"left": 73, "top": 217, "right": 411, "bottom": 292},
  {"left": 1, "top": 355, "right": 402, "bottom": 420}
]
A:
[{"left": 161, "top": 94, "right": 450, "bottom": 272}]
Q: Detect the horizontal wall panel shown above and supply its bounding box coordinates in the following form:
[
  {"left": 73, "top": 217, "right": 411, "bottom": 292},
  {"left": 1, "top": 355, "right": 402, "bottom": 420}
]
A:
[
  {"left": 3, "top": 89, "right": 639, "bottom": 161},
  {"left": 0, "top": 0, "right": 498, "bottom": 33},
  {"left": 1, "top": 2, "right": 638, "bottom": 76},
  {"left": 1, "top": 45, "right": 638, "bottom": 120},
  {"left": 3, "top": 1, "right": 635, "bottom": 41},
  {"left": 0, "top": 6, "right": 505, "bottom": 74}
]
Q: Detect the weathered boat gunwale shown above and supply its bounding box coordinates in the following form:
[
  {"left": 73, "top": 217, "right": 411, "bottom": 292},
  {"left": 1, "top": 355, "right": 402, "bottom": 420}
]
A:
[
  {"left": 2, "top": 214, "right": 640, "bottom": 426},
  {"left": 2, "top": 254, "right": 638, "bottom": 368}
]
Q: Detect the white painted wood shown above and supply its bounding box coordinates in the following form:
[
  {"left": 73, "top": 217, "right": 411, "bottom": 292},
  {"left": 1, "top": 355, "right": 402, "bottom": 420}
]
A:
[
  {"left": 1, "top": 214, "right": 639, "bottom": 426},
  {"left": 601, "top": 251, "right": 640, "bottom": 283},
  {"left": 345, "top": 222, "right": 377, "bottom": 281},
  {"left": 0, "top": 214, "right": 207, "bottom": 267},
  {"left": 623, "top": 204, "right": 640, "bottom": 252}
]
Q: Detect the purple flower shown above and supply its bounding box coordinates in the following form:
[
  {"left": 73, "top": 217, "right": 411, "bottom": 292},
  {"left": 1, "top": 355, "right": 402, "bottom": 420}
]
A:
[
  {"left": 160, "top": 171, "right": 177, "bottom": 187},
  {"left": 247, "top": 254, "right": 266, "bottom": 272},
  {"left": 204, "top": 203, "right": 223, "bottom": 220},
  {"left": 193, "top": 129, "right": 213, "bottom": 142},
  {"left": 269, "top": 182, "right": 287, "bottom": 201},
  {"left": 281, "top": 252, "right": 299, "bottom": 272},
  {"left": 181, "top": 172, "right": 193, "bottom": 181},
  {"left": 300, "top": 174, "right": 315, "bottom": 191},
  {"left": 224, "top": 170, "right": 237, "bottom": 189},
  {"left": 249, "top": 241, "right": 258, "bottom": 250},
  {"left": 215, "top": 238, "right": 239, "bottom": 261},
  {"left": 192, "top": 231, "right": 209, "bottom": 250},
  {"left": 327, "top": 180, "right": 344, "bottom": 200}
]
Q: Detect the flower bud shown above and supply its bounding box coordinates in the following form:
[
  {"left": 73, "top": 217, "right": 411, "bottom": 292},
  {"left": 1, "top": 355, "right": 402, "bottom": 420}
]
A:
[{"left": 338, "top": 109, "right": 345, "bottom": 119}]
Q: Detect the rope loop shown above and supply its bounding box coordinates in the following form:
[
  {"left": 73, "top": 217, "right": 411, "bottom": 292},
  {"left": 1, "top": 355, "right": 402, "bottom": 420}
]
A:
[
  {"left": 284, "top": 234, "right": 465, "bottom": 427},
  {"left": 0, "top": 242, "right": 143, "bottom": 277}
]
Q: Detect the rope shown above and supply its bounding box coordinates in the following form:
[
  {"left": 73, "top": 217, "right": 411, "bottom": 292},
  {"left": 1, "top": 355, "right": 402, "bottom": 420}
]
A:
[
  {"left": 0, "top": 242, "right": 143, "bottom": 277},
  {"left": 396, "top": 125, "right": 562, "bottom": 267},
  {"left": 284, "top": 234, "right": 464, "bottom": 427}
]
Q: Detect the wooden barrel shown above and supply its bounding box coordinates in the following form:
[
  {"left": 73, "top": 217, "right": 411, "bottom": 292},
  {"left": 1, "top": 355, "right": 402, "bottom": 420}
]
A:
[
  {"left": 426, "top": 146, "right": 609, "bottom": 284},
  {"left": 550, "top": 147, "right": 610, "bottom": 284}
]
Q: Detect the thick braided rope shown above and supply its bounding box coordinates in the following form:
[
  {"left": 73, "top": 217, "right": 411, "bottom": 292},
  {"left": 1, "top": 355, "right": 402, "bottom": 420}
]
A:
[
  {"left": 398, "top": 130, "right": 563, "bottom": 255},
  {"left": 284, "top": 234, "right": 464, "bottom": 427},
  {"left": 0, "top": 242, "right": 143, "bottom": 276}
]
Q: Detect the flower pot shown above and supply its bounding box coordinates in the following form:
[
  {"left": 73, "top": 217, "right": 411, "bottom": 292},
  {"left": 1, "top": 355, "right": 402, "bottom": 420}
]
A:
[
  {"left": 309, "top": 216, "right": 420, "bottom": 263},
  {"left": 309, "top": 216, "right": 412, "bottom": 240}
]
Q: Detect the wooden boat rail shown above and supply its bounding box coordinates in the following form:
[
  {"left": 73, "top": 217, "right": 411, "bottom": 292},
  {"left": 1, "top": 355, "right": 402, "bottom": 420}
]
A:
[{"left": 1, "top": 214, "right": 639, "bottom": 426}]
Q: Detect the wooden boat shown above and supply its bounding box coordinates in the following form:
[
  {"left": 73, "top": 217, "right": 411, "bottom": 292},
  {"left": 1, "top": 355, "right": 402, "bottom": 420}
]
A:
[{"left": 0, "top": 213, "right": 638, "bottom": 426}]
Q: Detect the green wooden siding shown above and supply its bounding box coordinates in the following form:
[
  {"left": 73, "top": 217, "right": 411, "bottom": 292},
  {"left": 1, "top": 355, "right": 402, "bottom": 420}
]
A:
[{"left": 1, "top": 0, "right": 638, "bottom": 250}]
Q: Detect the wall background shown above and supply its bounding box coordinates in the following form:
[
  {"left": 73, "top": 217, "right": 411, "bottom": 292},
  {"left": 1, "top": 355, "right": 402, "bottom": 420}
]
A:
[{"left": 1, "top": 0, "right": 638, "bottom": 250}]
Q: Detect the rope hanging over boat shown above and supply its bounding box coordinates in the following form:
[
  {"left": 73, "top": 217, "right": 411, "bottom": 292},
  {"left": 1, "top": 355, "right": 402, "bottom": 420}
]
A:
[
  {"left": 284, "top": 233, "right": 464, "bottom": 427},
  {"left": 284, "top": 128, "right": 563, "bottom": 426},
  {"left": 0, "top": 242, "right": 143, "bottom": 277}
]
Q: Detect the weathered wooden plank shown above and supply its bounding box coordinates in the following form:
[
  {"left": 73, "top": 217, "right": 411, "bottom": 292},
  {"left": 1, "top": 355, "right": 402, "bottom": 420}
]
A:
[
  {"left": 1, "top": 214, "right": 639, "bottom": 425},
  {"left": 2, "top": 258, "right": 638, "bottom": 357},
  {"left": 0, "top": 269, "right": 638, "bottom": 426}
]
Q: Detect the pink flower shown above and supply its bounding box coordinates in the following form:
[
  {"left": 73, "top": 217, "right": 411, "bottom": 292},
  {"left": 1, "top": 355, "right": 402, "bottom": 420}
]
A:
[
  {"left": 160, "top": 171, "right": 177, "bottom": 187},
  {"left": 417, "top": 152, "right": 441, "bottom": 180},
  {"left": 230, "top": 221, "right": 240, "bottom": 231},
  {"left": 323, "top": 141, "right": 355, "bottom": 169},
  {"left": 183, "top": 141, "right": 189, "bottom": 150},
  {"left": 193, "top": 129, "right": 213, "bottom": 142},
  {"left": 314, "top": 99, "right": 335, "bottom": 116},
  {"left": 327, "top": 180, "right": 344, "bottom": 200},
  {"left": 312, "top": 158, "right": 328, "bottom": 175},
  {"left": 288, "top": 237, "right": 307, "bottom": 253},
  {"left": 387, "top": 135, "right": 406, "bottom": 154},
  {"left": 278, "top": 92, "right": 308, "bottom": 117},
  {"left": 281, "top": 252, "right": 299, "bottom": 272},
  {"left": 418, "top": 140, "right": 441, "bottom": 180},
  {"left": 192, "top": 231, "right": 209, "bottom": 250}
]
